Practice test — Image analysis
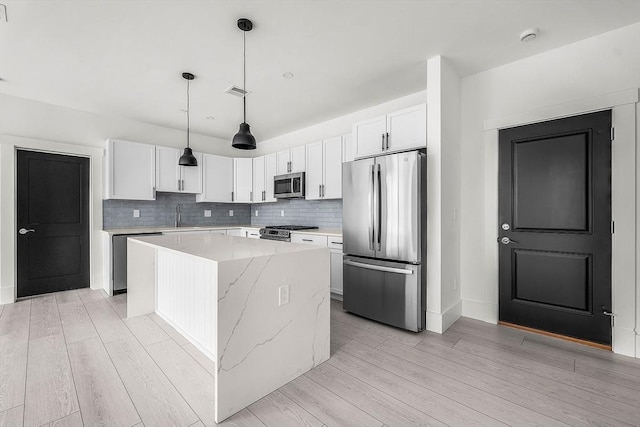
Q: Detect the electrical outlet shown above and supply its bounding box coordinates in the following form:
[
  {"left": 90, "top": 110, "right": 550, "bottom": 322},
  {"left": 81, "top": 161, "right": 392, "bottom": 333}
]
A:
[
  {"left": 204, "top": 210, "right": 211, "bottom": 217},
  {"left": 133, "top": 209, "right": 140, "bottom": 218},
  {"left": 255, "top": 210, "right": 259, "bottom": 217},
  {"left": 280, "top": 210, "right": 285, "bottom": 217},
  {"left": 229, "top": 210, "right": 234, "bottom": 217},
  {"left": 278, "top": 285, "right": 290, "bottom": 306}
]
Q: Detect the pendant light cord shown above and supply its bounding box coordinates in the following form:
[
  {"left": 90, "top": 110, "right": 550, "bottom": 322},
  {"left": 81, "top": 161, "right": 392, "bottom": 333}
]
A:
[
  {"left": 186, "top": 77, "right": 191, "bottom": 148},
  {"left": 243, "top": 28, "right": 246, "bottom": 123}
]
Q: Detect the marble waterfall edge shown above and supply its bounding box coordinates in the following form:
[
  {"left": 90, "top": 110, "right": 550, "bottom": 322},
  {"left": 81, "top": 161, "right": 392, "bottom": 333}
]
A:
[{"left": 215, "top": 249, "right": 330, "bottom": 422}]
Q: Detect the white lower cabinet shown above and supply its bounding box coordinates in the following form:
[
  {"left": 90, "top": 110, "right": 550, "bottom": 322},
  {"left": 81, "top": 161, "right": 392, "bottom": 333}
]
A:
[
  {"left": 329, "top": 251, "right": 343, "bottom": 295},
  {"left": 290, "top": 233, "right": 342, "bottom": 296},
  {"left": 243, "top": 228, "right": 261, "bottom": 239},
  {"left": 226, "top": 229, "right": 244, "bottom": 237}
]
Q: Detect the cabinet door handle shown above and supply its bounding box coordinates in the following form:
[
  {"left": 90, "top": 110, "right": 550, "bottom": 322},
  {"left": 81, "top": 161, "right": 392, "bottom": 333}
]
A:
[
  {"left": 250, "top": 191, "right": 253, "bottom": 201},
  {"left": 386, "top": 132, "right": 389, "bottom": 150},
  {"left": 322, "top": 184, "right": 325, "bottom": 197},
  {"left": 178, "top": 179, "right": 181, "bottom": 191},
  {"left": 331, "top": 241, "right": 342, "bottom": 245},
  {"left": 319, "top": 184, "right": 322, "bottom": 197},
  {"left": 262, "top": 190, "right": 265, "bottom": 201},
  {"left": 381, "top": 133, "right": 385, "bottom": 151},
  {"left": 302, "top": 239, "right": 313, "bottom": 242},
  {"left": 231, "top": 191, "right": 234, "bottom": 202}
]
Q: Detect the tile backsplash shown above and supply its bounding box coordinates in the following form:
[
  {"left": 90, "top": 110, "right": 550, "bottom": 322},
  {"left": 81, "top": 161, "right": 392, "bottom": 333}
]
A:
[
  {"left": 103, "top": 193, "right": 343, "bottom": 230},
  {"left": 103, "top": 192, "right": 250, "bottom": 228},
  {"left": 250, "top": 199, "right": 342, "bottom": 229}
]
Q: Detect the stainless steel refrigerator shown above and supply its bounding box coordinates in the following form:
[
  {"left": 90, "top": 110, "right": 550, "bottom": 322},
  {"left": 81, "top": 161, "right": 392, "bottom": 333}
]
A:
[{"left": 342, "top": 150, "right": 426, "bottom": 332}]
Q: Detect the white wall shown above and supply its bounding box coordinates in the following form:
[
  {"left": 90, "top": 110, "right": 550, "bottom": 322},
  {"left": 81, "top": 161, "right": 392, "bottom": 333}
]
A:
[
  {"left": 425, "top": 56, "right": 462, "bottom": 333},
  {"left": 254, "top": 91, "right": 427, "bottom": 155},
  {"left": 0, "top": 94, "right": 249, "bottom": 158},
  {"left": 459, "top": 23, "right": 639, "bottom": 356}
]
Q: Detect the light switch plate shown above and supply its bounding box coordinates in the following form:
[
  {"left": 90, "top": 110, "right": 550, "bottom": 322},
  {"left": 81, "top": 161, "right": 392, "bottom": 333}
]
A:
[
  {"left": 229, "top": 210, "right": 234, "bottom": 217},
  {"left": 204, "top": 210, "right": 212, "bottom": 217},
  {"left": 133, "top": 209, "right": 140, "bottom": 218}
]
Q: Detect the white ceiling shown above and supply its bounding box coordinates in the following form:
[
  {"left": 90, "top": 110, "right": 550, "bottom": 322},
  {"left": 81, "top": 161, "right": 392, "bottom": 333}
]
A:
[{"left": 1, "top": 1, "right": 639, "bottom": 142}]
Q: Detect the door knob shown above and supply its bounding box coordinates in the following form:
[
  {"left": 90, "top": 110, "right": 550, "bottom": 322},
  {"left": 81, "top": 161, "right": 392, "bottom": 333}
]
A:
[
  {"left": 19, "top": 228, "right": 35, "bottom": 235},
  {"left": 498, "top": 236, "right": 518, "bottom": 244}
]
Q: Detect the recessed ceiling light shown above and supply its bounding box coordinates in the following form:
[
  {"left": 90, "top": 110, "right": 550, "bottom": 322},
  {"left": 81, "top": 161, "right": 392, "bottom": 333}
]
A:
[
  {"left": 519, "top": 28, "right": 538, "bottom": 42},
  {"left": 206, "top": 116, "right": 215, "bottom": 120},
  {"left": 282, "top": 72, "right": 294, "bottom": 79}
]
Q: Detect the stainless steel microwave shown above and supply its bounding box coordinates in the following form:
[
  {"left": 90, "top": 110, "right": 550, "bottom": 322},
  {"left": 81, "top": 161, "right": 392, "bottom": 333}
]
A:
[{"left": 274, "top": 172, "right": 305, "bottom": 199}]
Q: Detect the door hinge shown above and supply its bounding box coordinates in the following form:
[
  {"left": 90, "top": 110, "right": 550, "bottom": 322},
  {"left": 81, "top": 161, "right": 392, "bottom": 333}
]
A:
[
  {"left": 610, "top": 220, "right": 615, "bottom": 234},
  {"left": 610, "top": 127, "right": 614, "bottom": 141}
]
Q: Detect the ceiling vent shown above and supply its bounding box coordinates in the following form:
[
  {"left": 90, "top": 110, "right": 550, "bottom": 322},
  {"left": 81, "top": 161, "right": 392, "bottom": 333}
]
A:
[{"left": 225, "top": 85, "right": 251, "bottom": 97}]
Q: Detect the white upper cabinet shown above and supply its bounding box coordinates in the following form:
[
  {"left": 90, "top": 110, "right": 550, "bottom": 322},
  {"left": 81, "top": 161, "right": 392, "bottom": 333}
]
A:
[
  {"left": 264, "top": 153, "right": 277, "bottom": 202},
  {"left": 305, "top": 141, "right": 323, "bottom": 200},
  {"left": 342, "top": 133, "right": 355, "bottom": 163},
  {"left": 252, "top": 156, "right": 265, "bottom": 203},
  {"left": 353, "top": 103, "right": 426, "bottom": 158},
  {"left": 253, "top": 154, "right": 277, "bottom": 203},
  {"left": 290, "top": 146, "right": 306, "bottom": 173},
  {"left": 180, "top": 152, "right": 203, "bottom": 193},
  {"left": 276, "top": 146, "right": 306, "bottom": 174},
  {"left": 156, "top": 147, "right": 181, "bottom": 192},
  {"left": 197, "top": 154, "right": 233, "bottom": 203},
  {"left": 323, "top": 136, "right": 343, "bottom": 199},
  {"left": 305, "top": 136, "right": 343, "bottom": 200},
  {"left": 386, "top": 103, "right": 427, "bottom": 152},
  {"left": 233, "top": 158, "right": 253, "bottom": 202},
  {"left": 155, "top": 146, "right": 202, "bottom": 193},
  {"left": 105, "top": 139, "right": 156, "bottom": 200},
  {"left": 353, "top": 115, "right": 387, "bottom": 158}
]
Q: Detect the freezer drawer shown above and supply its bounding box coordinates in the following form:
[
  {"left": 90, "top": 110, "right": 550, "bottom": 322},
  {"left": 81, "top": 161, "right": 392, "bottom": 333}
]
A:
[{"left": 343, "top": 256, "right": 424, "bottom": 332}]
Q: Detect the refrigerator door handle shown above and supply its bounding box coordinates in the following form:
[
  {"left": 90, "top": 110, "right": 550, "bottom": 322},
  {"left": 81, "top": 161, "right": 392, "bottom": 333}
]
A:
[
  {"left": 369, "top": 164, "right": 375, "bottom": 250},
  {"left": 344, "top": 260, "right": 414, "bottom": 275},
  {"left": 375, "top": 163, "right": 382, "bottom": 251}
]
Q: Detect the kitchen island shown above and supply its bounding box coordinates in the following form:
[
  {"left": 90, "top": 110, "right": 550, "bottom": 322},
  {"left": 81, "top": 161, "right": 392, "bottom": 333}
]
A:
[{"left": 126, "top": 232, "right": 330, "bottom": 423}]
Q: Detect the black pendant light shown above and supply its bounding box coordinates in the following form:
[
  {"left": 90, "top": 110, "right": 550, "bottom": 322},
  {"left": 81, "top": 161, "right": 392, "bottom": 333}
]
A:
[
  {"left": 232, "top": 18, "right": 256, "bottom": 150},
  {"left": 179, "top": 72, "right": 198, "bottom": 166}
]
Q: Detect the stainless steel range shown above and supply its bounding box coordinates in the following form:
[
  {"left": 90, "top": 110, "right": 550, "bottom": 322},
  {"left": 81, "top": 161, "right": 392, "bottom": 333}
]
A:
[{"left": 259, "top": 225, "right": 319, "bottom": 242}]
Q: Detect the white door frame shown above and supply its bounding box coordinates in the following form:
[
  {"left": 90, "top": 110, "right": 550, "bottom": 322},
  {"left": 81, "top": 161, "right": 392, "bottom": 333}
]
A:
[
  {"left": 481, "top": 88, "right": 638, "bottom": 357},
  {"left": 0, "top": 135, "right": 105, "bottom": 304}
]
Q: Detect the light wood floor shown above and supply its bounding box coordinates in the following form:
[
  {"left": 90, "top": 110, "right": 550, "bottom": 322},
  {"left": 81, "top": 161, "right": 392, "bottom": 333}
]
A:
[{"left": 1, "top": 290, "right": 639, "bottom": 427}]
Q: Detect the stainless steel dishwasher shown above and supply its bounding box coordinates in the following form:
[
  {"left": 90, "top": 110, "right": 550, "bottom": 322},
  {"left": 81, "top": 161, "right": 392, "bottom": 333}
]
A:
[{"left": 112, "top": 233, "right": 162, "bottom": 294}]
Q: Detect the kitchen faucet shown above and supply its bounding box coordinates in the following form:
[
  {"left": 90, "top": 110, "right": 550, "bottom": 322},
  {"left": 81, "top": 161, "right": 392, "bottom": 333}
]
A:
[{"left": 175, "top": 204, "right": 182, "bottom": 227}]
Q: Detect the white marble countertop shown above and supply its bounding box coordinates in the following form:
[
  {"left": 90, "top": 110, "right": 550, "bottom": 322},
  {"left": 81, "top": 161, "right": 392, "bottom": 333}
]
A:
[
  {"left": 129, "top": 232, "right": 326, "bottom": 262},
  {"left": 289, "top": 228, "right": 342, "bottom": 237},
  {"left": 102, "top": 225, "right": 256, "bottom": 235},
  {"left": 103, "top": 226, "right": 342, "bottom": 237}
]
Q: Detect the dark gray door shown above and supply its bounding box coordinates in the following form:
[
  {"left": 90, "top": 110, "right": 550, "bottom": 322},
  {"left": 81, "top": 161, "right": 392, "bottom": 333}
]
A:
[
  {"left": 17, "top": 150, "right": 90, "bottom": 298},
  {"left": 498, "top": 110, "right": 612, "bottom": 345}
]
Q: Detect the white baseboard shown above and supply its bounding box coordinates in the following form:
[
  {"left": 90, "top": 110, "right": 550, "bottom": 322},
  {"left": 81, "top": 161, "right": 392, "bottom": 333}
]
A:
[
  {"left": 427, "top": 300, "right": 462, "bottom": 333},
  {"left": 613, "top": 326, "right": 637, "bottom": 358},
  {"left": 442, "top": 300, "right": 462, "bottom": 332},
  {"left": 635, "top": 334, "right": 640, "bottom": 360},
  {"left": 0, "top": 286, "right": 15, "bottom": 305},
  {"left": 426, "top": 311, "right": 443, "bottom": 333},
  {"left": 461, "top": 299, "right": 498, "bottom": 324}
]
